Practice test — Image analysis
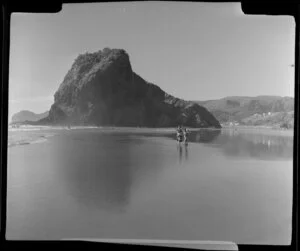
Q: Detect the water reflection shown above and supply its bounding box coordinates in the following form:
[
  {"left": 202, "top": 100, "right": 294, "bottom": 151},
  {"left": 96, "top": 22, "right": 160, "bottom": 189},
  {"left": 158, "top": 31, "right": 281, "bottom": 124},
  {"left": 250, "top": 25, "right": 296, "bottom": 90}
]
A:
[
  {"left": 7, "top": 128, "right": 293, "bottom": 242},
  {"left": 211, "top": 129, "right": 293, "bottom": 161},
  {"left": 169, "top": 129, "right": 221, "bottom": 144},
  {"left": 177, "top": 143, "right": 189, "bottom": 163},
  {"left": 57, "top": 132, "right": 167, "bottom": 213},
  {"left": 160, "top": 128, "right": 292, "bottom": 161},
  {"left": 139, "top": 129, "right": 221, "bottom": 144},
  {"left": 56, "top": 133, "right": 133, "bottom": 212},
  {"left": 55, "top": 128, "right": 293, "bottom": 216},
  {"left": 191, "top": 129, "right": 221, "bottom": 143}
]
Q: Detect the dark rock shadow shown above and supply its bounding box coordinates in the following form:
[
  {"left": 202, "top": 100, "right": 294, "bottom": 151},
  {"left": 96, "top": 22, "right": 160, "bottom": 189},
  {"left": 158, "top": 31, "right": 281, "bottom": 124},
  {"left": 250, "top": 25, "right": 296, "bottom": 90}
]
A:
[{"left": 56, "top": 131, "right": 167, "bottom": 212}]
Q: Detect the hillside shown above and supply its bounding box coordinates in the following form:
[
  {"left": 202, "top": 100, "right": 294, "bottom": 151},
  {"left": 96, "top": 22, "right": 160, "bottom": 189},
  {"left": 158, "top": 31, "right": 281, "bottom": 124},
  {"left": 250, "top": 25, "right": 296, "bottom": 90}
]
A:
[
  {"left": 240, "top": 111, "right": 294, "bottom": 129},
  {"left": 11, "top": 110, "right": 49, "bottom": 124},
  {"left": 195, "top": 96, "right": 294, "bottom": 128}
]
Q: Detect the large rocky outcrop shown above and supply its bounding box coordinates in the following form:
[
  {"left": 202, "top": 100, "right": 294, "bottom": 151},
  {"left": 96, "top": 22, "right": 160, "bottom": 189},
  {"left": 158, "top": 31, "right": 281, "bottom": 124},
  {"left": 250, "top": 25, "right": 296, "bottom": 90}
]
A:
[{"left": 40, "top": 48, "right": 221, "bottom": 128}]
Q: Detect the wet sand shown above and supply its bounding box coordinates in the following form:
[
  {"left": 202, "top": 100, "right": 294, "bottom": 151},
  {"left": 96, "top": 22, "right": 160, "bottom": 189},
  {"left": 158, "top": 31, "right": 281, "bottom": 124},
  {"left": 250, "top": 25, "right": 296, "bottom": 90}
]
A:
[{"left": 6, "top": 127, "right": 293, "bottom": 244}]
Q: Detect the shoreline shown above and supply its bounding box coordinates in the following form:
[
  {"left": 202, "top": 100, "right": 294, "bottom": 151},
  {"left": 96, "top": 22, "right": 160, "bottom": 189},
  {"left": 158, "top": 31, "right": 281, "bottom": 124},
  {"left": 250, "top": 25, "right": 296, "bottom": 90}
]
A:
[
  {"left": 8, "top": 124, "right": 294, "bottom": 130},
  {"left": 7, "top": 124, "right": 293, "bottom": 147},
  {"left": 8, "top": 125, "right": 220, "bottom": 132},
  {"left": 7, "top": 125, "right": 294, "bottom": 138}
]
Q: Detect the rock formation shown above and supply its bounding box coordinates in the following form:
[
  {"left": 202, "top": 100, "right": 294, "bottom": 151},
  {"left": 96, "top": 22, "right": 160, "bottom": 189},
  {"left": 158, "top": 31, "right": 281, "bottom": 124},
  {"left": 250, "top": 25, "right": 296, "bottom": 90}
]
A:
[{"left": 39, "top": 48, "right": 221, "bottom": 128}]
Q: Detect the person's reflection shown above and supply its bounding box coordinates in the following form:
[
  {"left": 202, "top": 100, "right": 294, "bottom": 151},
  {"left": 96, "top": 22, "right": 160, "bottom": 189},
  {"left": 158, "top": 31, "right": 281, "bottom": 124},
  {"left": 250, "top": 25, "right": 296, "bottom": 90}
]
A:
[
  {"left": 185, "top": 144, "right": 189, "bottom": 160},
  {"left": 177, "top": 143, "right": 189, "bottom": 163},
  {"left": 177, "top": 144, "right": 183, "bottom": 163}
]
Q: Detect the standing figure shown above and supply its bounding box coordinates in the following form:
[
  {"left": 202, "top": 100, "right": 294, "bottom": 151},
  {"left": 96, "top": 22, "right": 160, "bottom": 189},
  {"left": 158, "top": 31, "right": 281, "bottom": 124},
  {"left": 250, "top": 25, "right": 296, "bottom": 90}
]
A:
[
  {"left": 176, "top": 125, "right": 184, "bottom": 143},
  {"left": 183, "top": 127, "right": 189, "bottom": 144}
]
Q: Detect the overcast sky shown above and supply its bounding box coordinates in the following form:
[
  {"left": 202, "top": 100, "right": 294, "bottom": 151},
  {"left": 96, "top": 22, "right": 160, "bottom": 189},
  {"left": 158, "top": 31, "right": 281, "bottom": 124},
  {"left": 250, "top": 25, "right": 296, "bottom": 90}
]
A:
[{"left": 9, "top": 2, "right": 295, "bottom": 119}]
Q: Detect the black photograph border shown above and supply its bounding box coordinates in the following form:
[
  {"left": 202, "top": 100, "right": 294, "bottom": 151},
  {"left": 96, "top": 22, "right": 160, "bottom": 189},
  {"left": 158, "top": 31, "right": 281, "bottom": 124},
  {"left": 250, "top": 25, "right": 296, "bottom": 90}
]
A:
[{"left": 1, "top": 1, "right": 298, "bottom": 251}]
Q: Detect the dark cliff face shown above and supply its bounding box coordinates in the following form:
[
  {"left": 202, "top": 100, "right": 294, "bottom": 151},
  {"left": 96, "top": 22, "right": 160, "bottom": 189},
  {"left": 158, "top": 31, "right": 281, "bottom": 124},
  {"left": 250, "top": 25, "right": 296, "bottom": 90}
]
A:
[{"left": 41, "top": 48, "right": 221, "bottom": 128}]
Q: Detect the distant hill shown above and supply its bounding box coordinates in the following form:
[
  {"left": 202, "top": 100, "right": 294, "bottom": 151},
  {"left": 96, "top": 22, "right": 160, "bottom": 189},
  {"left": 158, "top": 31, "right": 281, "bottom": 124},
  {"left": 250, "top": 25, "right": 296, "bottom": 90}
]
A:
[
  {"left": 37, "top": 48, "right": 220, "bottom": 128},
  {"left": 194, "top": 96, "right": 294, "bottom": 128},
  {"left": 240, "top": 111, "right": 294, "bottom": 129},
  {"left": 11, "top": 110, "right": 49, "bottom": 124}
]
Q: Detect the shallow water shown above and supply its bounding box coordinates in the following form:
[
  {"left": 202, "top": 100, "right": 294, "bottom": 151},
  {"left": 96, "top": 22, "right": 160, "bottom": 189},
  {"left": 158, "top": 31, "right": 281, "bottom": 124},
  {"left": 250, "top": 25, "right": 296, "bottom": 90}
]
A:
[{"left": 6, "top": 128, "right": 293, "bottom": 244}]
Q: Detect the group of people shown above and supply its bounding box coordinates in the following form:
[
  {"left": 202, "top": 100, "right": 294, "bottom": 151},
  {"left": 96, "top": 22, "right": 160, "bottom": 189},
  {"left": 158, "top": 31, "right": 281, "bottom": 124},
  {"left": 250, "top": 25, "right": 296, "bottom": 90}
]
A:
[{"left": 176, "top": 125, "right": 189, "bottom": 143}]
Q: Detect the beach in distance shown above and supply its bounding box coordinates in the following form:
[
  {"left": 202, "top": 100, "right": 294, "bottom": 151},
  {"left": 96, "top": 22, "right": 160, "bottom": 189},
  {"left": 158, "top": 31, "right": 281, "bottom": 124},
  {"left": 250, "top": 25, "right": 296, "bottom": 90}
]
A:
[
  {"left": 7, "top": 126, "right": 293, "bottom": 244},
  {"left": 8, "top": 124, "right": 294, "bottom": 133},
  {"left": 7, "top": 125, "right": 293, "bottom": 148}
]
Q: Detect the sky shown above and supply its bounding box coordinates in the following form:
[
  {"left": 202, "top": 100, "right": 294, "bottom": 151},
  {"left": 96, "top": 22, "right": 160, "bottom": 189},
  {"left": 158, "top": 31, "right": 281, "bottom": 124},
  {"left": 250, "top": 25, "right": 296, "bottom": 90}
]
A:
[{"left": 9, "top": 2, "right": 295, "bottom": 119}]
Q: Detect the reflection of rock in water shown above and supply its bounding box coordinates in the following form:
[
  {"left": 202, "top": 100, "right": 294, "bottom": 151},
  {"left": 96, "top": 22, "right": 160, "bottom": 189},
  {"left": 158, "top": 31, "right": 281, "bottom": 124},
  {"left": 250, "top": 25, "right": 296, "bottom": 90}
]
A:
[
  {"left": 149, "top": 129, "right": 221, "bottom": 144},
  {"left": 57, "top": 132, "right": 167, "bottom": 212},
  {"left": 57, "top": 133, "right": 135, "bottom": 212},
  {"left": 189, "top": 129, "right": 221, "bottom": 143},
  {"left": 214, "top": 129, "right": 293, "bottom": 160}
]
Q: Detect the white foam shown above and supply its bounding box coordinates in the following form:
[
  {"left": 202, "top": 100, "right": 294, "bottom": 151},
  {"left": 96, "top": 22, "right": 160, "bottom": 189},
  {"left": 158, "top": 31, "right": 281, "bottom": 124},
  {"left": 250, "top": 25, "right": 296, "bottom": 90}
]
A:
[
  {"left": 31, "top": 138, "right": 48, "bottom": 144},
  {"left": 7, "top": 133, "right": 55, "bottom": 147}
]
